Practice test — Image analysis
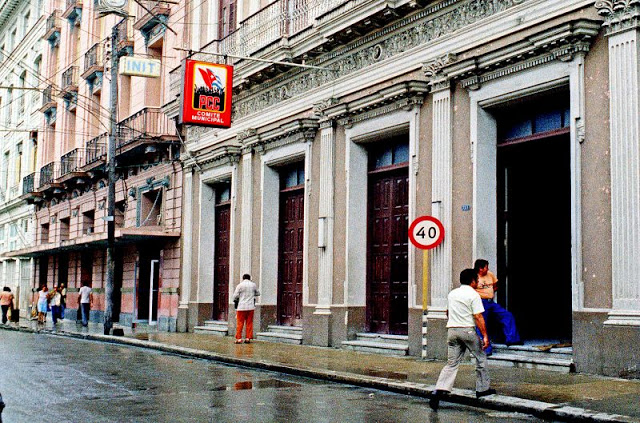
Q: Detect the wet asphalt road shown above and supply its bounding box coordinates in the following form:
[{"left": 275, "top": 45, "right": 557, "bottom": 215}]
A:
[{"left": 0, "top": 330, "right": 551, "bottom": 422}]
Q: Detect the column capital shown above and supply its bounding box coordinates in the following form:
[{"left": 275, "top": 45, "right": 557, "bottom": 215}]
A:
[
  {"left": 596, "top": 1, "right": 640, "bottom": 35},
  {"left": 423, "top": 53, "right": 457, "bottom": 93}
]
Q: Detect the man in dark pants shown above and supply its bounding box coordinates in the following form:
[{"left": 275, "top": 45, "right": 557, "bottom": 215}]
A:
[
  {"left": 429, "top": 269, "right": 496, "bottom": 411},
  {"left": 473, "top": 259, "right": 521, "bottom": 355}
]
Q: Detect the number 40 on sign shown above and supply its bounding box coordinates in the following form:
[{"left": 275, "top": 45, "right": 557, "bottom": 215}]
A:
[{"left": 408, "top": 216, "right": 445, "bottom": 250}]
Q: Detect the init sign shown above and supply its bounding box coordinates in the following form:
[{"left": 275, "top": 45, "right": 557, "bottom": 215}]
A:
[{"left": 408, "top": 216, "right": 445, "bottom": 250}]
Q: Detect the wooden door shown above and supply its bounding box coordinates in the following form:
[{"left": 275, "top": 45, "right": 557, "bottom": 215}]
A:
[
  {"left": 278, "top": 188, "right": 304, "bottom": 326},
  {"left": 213, "top": 202, "right": 231, "bottom": 321},
  {"left": 368, "top": 168, "right": 409, "bottom": 335}
]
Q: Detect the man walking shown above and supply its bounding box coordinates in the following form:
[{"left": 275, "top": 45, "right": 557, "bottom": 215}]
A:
[
  {"left": 232, "top": 274, "right": 260, "bottom": 344},
  {"left": 79, "top": 282, "right": 93, "bottom": 327},
  {"left": 429, "top": 268, "right": 496, "bottom": 411}
]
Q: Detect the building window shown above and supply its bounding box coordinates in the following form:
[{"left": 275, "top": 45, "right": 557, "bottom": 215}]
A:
[
  {"left": 40, "top": 223, "right": 49, "bottom": 243},
  {"left": 82, "top": 211, "right": 95, "bottom": 235},
  {"left": 15, "top": 143, "right": 22, "bottom": 186},
  {"left": 370, "top": 140, "right": 410, "bottom": 171},
  {"left": 218, "top": 0, "right": 237, "bottom": 38},
  {"left": 139, "top": 189, "right": 163, "bottom": 227},
  {"left": 281, "top": 164, "right": 305, "bottom": 189},
  {"left": 60, "top": 217, "right": 70, "bottom": 241},
  {"left": 115, "top": 201, "right": 126, "bottom": 228}
]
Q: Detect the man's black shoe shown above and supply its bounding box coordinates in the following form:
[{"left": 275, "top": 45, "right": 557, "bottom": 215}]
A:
[
  {"left": 429, "top": 390, "right": 447, "bottom": 411},
  {"left": 476, "top": 388, "right": 497, "bottom": 398}
]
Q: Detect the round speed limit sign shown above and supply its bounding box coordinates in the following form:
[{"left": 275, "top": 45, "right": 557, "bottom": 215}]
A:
[{"left": 408, "top": 216, "right": 445, "bottom": 250}]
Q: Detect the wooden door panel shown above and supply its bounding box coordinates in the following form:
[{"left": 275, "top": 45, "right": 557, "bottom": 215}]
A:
[
  {"left": 368, "top": 169, "right": 408, "bottom": 335},
  {"left": 213, "top": 204, "right": 230, "bottom": 321},
  {"left": 278, "top": 188, "right": 304, "bottom": 326}
]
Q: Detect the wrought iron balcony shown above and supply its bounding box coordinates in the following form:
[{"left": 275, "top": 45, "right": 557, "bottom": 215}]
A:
[
  {"left": 63, "top": 0, "right": 83, "bottom": 21},
  {"left": 85, "top": 133, "right": 108, "bottom": 166},
  {"left": 134, "top": 1, "right": 171, "bottom": 37},
  {"left": 117, "top": 107, "right": 175, "bottom": 149},
  {"left": 22, "top": 173, "right": 35, "bottom": 195},
  {"left": 39, "top": 162, "right": 57, "bottom": 188},
  {"left": 60, "top": 148, "right": 85, "bottom": 177},
  {"left": 40, "top": 85, "right": 56, "bottom": 113},
  {"left": 114, "top": 18, "right": 134, "bottom": 56},
  {"left": 44, "top": 11, "right": 62, "bottom": 44},
  {"left": 61, "top": 66, "right": 79, "bottom": 97},
  {"left": 83, "top": 42, "right": 104, "bottom": 80}
]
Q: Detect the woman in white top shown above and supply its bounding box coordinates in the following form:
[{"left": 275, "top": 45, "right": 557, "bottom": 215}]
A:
[{"left": 37, "top": 286, "right": 48, "bottom": 324}]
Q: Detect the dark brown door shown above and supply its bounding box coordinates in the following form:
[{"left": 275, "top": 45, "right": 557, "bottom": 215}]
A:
[
  {"left": 368, "top": 167, "right": 409, "bottom": 335},
  {"left": 278, "top": 187, "right": 304, "bottom": 326},
  {"left": 213, "top": 202, "right": 231, "bottom": 321}
]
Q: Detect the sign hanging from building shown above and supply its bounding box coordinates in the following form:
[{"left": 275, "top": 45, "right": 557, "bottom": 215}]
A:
[
  {"left": 119, "top": 57, "right": 161, "bottom": 77},
  {"left": 179, "top": 60, "right": 233, "bottom": 128}
]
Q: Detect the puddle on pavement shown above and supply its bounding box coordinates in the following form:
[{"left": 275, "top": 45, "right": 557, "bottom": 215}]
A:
[
  {"left": 211, "top": 379, "right": 301, "bottom": 391},
  {"left": 363, "top": 369, "right": 408, "bottom": 380},
  {"left": 133, "top": 334, "right": 150, "bottom": 340}
]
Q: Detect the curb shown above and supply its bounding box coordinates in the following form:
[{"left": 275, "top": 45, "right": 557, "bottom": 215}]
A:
[{"left": 4, "top": 325, "right": 638, "bottom": 423}]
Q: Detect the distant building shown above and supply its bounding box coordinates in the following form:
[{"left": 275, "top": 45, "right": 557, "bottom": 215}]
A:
[
  {"left": 171, "top": 0, "right": 640, "bottom": 377},
  {"left": 0, "top": 0, "right": 44, "bottom": 318},
  {"left": 10, "top": 0, "right": 185, "bottom": 331}
]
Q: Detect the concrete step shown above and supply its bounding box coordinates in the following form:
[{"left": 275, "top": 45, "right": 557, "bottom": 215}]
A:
[
  {"left": 265, "top": 325, "right": 303, "bottom": 335},
  {"left": 257, "top": 330, "right": 303, "bottom": 345},
  {"left": 487, "top": 352, "right": 575, "bottom": 373},
  {"left": 194, "top": 320, "right": 228, "bottom": 336},
  {"left": 491, "top": 343, "right": 572, "bottom": 361},
  {"left": 354, "top": 333, "right": 409, "bottom": 345},
  {"left": 342, "top": 339, "right": 409, "bottom": 356}
]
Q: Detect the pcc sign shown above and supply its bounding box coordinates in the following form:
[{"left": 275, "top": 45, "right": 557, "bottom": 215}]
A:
[
  {"left": 408, "top": 216, "right": 445, "bottom": 250},
  {"left": 179, "top": 60, "right": 233, "bottom": 128}
]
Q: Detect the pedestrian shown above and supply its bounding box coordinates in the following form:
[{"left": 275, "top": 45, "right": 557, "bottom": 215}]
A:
[
  {"left": 429, "top": 268, "right": 496, "bottom": 411},
  {"left": 79, "top": 282, "right": 93, "bottom": 327},
  {"left": 37, "top": 285, "right": 48, "bottom": 324},
  {"left": 59, "top": 283, "right": 67, "bottom": 319},
  {"left": 0, "top": 287, "right": 14, "bottom": 324},
  {"left": 49, "top": 284, "right": 62, "bottom": 325},
  {"left": 232, "top": 274, "right": 260, "bottom": 344},
  {"left": 473, "top": 259, "right": 521, "bottom": 355}
]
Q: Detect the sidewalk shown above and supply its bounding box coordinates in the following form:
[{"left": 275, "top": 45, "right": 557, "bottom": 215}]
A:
[{"left": 3, "top": 319, "right": 639, "bottom": 422}]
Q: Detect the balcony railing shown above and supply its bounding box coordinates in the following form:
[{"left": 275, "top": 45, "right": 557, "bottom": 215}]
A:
[
  {"left": 39, "top": 162, "right": 56, "bottom": 188},
  {"left": 117, "top": 108, "right": 174, "bottom": 148},
  {"left": 86, "top": 133, "right": 108, "bottom": 165},
  {"left": 44, "top": 11, "right": 62, "bottom": 42},
  {"left": 84, "top": 42, "right": 103, "bottom": 74},
  {"left": 63, "top": 0, "right": 83, "bottom": 20},
  {"left": 61, "top": 66, "right": 79, "bottom": 92},
  {"left": 41, "top": 85, "right": 55, "bottom": 111},
  {"left": 22, "top": 173, "right": 35, "bottom": 194},
  {"left": 66, "top": 0, "right": 82, "bottom": 9},
  {"left": 206, "top": 0, "right": 348, "bottom": 59},
  {"left": 60, "top": 148, "right": 85, "bottom": 177},
  {"left": 115, "top": 18, "right": 134, "bottom": 54}
]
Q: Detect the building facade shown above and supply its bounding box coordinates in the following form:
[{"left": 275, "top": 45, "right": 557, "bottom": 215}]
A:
[
  {"left": 13, "top": 0, "right": 186, "bottom": 331},
  {"left": 0, "top": 0, "right": 45, "bottom": 318},
  {"left": 172, "top": 0, "right": 640, "bottom": 377}
]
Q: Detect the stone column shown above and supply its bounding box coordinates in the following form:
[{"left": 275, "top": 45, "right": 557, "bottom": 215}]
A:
[
  {"left": 598, "top": 2, "right": 640, "bottom": 325},
  {"left": 313, "top": 120, "right": 335, "bottom": 345},
  {"left": 240, "top": 151, "right": 253, "bottom": 276},
  {"left": 427, "top": 79, "right": 453, "bottom": 318},
  {"left": 177, "top": 169, "right": 193, "bottom": 332}
]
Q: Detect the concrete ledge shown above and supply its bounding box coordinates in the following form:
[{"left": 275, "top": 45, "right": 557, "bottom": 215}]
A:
[{"left": 3, "top": 325, "right": 638, "bottom": 423}]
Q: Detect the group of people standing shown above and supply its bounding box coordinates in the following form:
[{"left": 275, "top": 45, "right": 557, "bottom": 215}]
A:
[{"left": 34, "top": 281, "right": 93, "bottom": 326}]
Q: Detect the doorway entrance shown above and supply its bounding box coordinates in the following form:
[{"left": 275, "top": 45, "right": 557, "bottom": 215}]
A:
[
  {"left": 496, "top": 98, "right": 572, "bottom": 342},
  {"left": 367, "top": 140, "right": 409, "bottom": 335},
  {"left": 277, "top": 163, "right": 304, "bottom": 326},
  {"left": 213, "top": 183, "right": 231, "bottom": 321},
  {"left": 137, "top": 248, "right": 160, "bottom": 324}
]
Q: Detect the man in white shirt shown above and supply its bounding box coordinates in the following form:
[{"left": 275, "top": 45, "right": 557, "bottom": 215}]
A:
[
  {"left": 429, "top": 268, "right": 496, "bottom": 411},
  {"left": 232, "top": 274, "right": 260, "bottom": 344},
  {"left": 79, "top": 282, "right": 93, "bottom": 327}
]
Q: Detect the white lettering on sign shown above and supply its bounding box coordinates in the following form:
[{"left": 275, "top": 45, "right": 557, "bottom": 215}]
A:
[{"left": 119, "top": 57, "right": 162, "bottom": 78}]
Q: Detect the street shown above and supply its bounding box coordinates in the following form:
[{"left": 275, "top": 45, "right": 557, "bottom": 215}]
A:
[{"left": 0, "top": 331, "right": 550, "bottom": 422}]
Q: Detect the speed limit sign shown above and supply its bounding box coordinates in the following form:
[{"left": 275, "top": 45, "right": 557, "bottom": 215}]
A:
[{"left": 408, "top": 216, "right": 444, "bottom": 250}]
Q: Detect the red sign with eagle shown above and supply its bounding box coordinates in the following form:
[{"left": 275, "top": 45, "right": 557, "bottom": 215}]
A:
[{"left": 179, "top": 60, "right": 233, "bottom": 128}]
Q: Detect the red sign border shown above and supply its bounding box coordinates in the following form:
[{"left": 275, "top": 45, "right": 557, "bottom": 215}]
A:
[
  {"left": 408, "top": 216, "right": 445, "bottom": 250},
  {"left": 180, "top": 59, "right": 233, "bottom": 128}
]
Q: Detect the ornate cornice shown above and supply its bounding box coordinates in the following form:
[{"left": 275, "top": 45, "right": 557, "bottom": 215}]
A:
[
  {"left": 430, "top": 19, "right": 600, "bottom": 91},
  {"left": 315, "top": 81, "right": 429, "bottom": 128},
  {"left": 240, "top": 119, "right": 320, "bottom": 154},
  {"left": 596, "top": 0, "right": 640, "bottom": 35},
  {"left": 232, "top": 0, "right": 528, "bottom": 120},
  {"left": 183, "top": 146, "right": 242, "bottom": 171}
]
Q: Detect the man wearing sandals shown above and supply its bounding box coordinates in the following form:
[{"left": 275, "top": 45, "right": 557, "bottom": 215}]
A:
[{"left": 232, "top": 274, "right": 260, "bottom": 344}]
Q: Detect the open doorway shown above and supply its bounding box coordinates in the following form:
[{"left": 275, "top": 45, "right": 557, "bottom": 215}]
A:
[
  {"left": 495, "top": 93, "right": 572, "bottom": 342},
  {"left": 136, "top": 247, "right": 160, "bottom": 324}
]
